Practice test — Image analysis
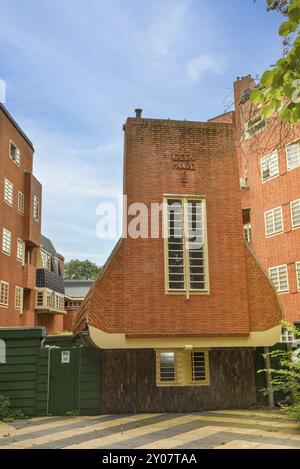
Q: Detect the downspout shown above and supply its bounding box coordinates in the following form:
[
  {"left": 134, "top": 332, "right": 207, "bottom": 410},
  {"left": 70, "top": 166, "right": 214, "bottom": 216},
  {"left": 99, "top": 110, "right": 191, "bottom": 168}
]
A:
[{"left": 264, "top": 346, "right": 274, "bottom": 408}]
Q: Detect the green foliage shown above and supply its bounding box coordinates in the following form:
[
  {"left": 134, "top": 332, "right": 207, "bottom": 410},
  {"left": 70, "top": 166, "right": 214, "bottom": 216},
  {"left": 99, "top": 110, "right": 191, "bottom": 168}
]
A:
[
  {"left": 258, "top": 322, "right": 300, "bottom": 421},
  {"left": 0, "top": 394, "right": 25, "bottom": 421},
  {"left": 64, "top": 259, "right": 101, "bottom": 281},
  {"left": 251, "top": 0, "right": 300, "bottom": 123}
]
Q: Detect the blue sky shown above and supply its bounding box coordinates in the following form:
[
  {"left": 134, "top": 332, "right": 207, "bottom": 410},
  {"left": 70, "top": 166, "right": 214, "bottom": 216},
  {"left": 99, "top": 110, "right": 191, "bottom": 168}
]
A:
[{"left": 0, "top": 0, "right": 284, "bottom": 265}]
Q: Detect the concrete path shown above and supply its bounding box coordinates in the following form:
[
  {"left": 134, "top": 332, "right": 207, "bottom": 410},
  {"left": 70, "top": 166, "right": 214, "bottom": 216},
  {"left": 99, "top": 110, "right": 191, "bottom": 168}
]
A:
[{"left": 0, "top": 410, "right": 299, "bottom": 449}]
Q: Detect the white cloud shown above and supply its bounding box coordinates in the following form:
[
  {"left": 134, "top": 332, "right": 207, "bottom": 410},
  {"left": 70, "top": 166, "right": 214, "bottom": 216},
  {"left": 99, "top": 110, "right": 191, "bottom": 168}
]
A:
[{"left": 185, "top": 54, "right": 225, "bottom": 83}]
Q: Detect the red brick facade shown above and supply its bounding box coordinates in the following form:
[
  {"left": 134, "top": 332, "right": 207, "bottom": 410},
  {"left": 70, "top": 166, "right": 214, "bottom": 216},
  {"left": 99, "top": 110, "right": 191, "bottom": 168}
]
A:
[
  {"left": 74, "top": 116, "right": 282, "bottom": 339},
  {"left": 0, "top": 105, "right": 42, "bottom": 326},
  {"left": 234, "top": 77, "right": 300, "bottom": 324}
]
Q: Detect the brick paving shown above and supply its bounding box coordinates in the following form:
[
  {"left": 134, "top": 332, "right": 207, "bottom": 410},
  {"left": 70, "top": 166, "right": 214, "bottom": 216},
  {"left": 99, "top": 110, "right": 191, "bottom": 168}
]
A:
[{"left": 0, "top": 410, "right": 299, "bottom": 449}]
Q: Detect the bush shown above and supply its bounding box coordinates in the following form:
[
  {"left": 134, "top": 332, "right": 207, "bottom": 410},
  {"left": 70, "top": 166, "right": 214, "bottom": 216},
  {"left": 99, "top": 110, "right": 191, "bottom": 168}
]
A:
[
  {"left": 258, "top": 321, "right": 300, "bottom": 422},
  {"left": 0, "top": 394, "right": 25, "bottom": 421}
]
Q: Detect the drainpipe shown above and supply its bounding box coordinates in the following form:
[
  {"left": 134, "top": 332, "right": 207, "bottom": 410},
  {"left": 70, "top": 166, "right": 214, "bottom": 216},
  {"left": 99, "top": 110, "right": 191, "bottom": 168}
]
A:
[{"left": 264, "top": 347, "right": 274, "bottom": 409}]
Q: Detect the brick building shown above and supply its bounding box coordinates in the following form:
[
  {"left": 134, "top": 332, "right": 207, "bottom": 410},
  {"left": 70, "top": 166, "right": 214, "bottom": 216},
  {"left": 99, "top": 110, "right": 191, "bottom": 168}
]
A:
[
  {"left": 233, "top": 76, "right": 300, "bottom": 330},
  {"left": 0, "top": 104, "right": 42, "bottom": 327},
  {"left": 74, "top": 111, "right": 282, "bottom": 413},
  {"left": 0, "top": 105, "right": 68, "bottom": 334}
]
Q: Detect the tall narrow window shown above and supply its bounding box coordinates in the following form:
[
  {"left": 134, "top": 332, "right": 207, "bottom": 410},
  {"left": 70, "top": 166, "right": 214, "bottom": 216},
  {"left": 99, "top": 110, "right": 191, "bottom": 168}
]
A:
[
  {"left": 260, "top": 151, "right": 279, "bottom": 182},
  {"left": 15, "top": 286, "right": 23, "bottom": 311},
  {"left": 4, "top": 179, "right": 13, "bottom": 206},
  {"left": 296, "top": 262, "right": 300, "bottom": 291},
  {"left": 33, "top": 194, "right": 40, "bottom": 222},
  {"left": 269, "top": 265, "right": 289, "bottom": 293},
  {"left": 165, "top": 196, "right": 208, "bottom": 295},
  {"left": 17, "top": 239, "right": 24, "bottom": 263},
  {"left": 286, "top": 142, "right": 300, "bottom": 171},
  {"left": 191, "top": 351, "right": 209, "bottom": 384},
  {"left": 9, "top": 141, "right": 21, "bottom": 166},
  {"left": 265, "top": 206, "right": 283, "bottom": 237},
  {"left": 41, "top": 249, "right": 52, "bottom": 270},
  {"left": 291, "top": 199, "right": 300, "bottom": 229},
  {"left": 243, "top": 224, "right": 252, "bottom": 243},
  {"left": 0, "top": 281, "right": 9, "bottom": 307},
  {"left": 2, "top": 228, "right": 11, "bottom": 255},
  {"left": 18, "top": 191, "right": 25, "bottom": 215}
]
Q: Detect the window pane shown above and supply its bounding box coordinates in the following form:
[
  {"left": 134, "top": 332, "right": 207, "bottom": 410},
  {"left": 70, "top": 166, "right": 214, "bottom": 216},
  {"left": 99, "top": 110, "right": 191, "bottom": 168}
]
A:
[
  {"left": 159, "top": 352, "right": 176, "bottom": 382},
  {"left": 167, "top": 200, "right": 184, "bottom": 290},
  {"left": 191, "top": 351, "right": 207, "bottom": 382}
]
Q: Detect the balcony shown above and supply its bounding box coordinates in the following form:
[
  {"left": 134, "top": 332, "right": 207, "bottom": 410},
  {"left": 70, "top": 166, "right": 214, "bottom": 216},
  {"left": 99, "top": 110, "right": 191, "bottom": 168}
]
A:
[
  {"left": 36, "top": 269, "right": 64, "bottom": 294},
  {"left": 35, "top": 288, "right": 66, "bottom": 315},
  {"left": 23, "top": 263, "right": 36, "bottom": 290}
]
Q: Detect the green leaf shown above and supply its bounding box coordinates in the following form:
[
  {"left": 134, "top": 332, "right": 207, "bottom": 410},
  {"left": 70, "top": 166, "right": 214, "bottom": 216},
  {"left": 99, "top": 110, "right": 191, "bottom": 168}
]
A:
[
  {"left": 262, "top": 104, "right": 274, "bottom": 119},
  {"left": 279, "top": 20, "right": 298, "bottom": 36},
  {"left": 250, "top": 88, "right": 264, "bottom": 104},
  {"left": 280, "top": 107, "right": 292, "bottom": 121},
  {"left": 261, "top": 70, "right": 274, "bottom": 87},
  {"left": 289, "top": 7, "right": 300, "bottom": 23}
]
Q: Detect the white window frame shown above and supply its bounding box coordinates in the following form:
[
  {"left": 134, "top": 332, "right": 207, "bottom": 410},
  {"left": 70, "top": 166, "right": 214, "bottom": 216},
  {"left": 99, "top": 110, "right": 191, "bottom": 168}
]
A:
[
  {"left": 296, "top": 262, "right": 300, "bottom": 291},
  {"left": 18, "top": 191, "right": 25, "bottom": 215},
  {"left": 17, "top": 238, "right": 24, "bottom": 263},
  {"left": 280, "top": 328, "right": 295, "bottom": 343},
  {"left": 243, "top": 223, "right": 252, "bottom": 243},
  {"left": 269, "top": 264, "right": 289, "bottom": 294},
  {"left": 244, "top": 113, "right": 266, "bottom": 140},
  {"left": 164, "top": 195, "right": 209, "bottom": 298},
  {"left": 290, "top": 199, "right": 300, "bottom": 229},
  {"left": 2, "top": 228, "right": 11, "bottom": 255},
  {"left": 264, "top": 206, "right": 284, "bottom": 237},
  {"left": 0, "top": 281, "right": 9, "bottom": 307},
  {"left": 15, "top": 286, "right": 23, "bottom": 312},
  {"left": 9, "top": 140, "right": 21, "bottom": 166},
  {"left": 33, "top": 194, "right": 40, "bottom": 222},
  {"left": 4, "top": 178, "right": 13, "bottom": 206},
  {"left": 260, "top": 151, "right": 279, "bottom": 183},
  {"left": 286, "top": 141, "right": 300, "bottom": 171}
]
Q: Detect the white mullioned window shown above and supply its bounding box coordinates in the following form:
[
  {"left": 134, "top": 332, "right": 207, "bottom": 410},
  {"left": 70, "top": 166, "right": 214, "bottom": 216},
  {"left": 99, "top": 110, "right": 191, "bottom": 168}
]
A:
[
  {"left": 17, "top": 239, "right": 24, "bottom": 263},
  {"left": 265, "top": 206, "right": 283, "bottom": 237},
  {"left": 281, "top": 328, "right": 295, "bottom": 343},
  {"left": 2, "top": 228, "right": 11, "bottom": 255},
  {"left": 156, "top": 349, "right": 210, "bottom": 387},
  {"left": 291, "top": 199, "right": 300, "bottom": 229},
  {"left": 260, "top": 151, "right": 279, "bottom": 182},
  {"left": 296, "top": 262, "right": 300, "bottom": 291},
  {"left": 33, "top": 194, "right": 40, "bottom": 222},
  {"left": 15, "top": 286, "right": 23, "bottom": 311},
  {"left": 9, "top": 141, "right": 21, "bottom": 166},
  {"left": 244, "top": 113, "right": 266, "bottom": 140},
  {"left": 18, "top": 191, "right": 25, "bottom": 215},
  {"left": 164, "top": 196, "right": 208, "bottom": 297},
  {"left": 243, "top": 223, "right": 252, "bottom": 243},
  {"left": 286, "top": 142, "right": 300, "bottom": 171},
  {"left": 41, "top": 249, "right": 52, "bottom": 270},
  {"left": 0, "top": 281, "right": 9, "bottom": 307},
  {"left": 269, "top": 264, "right": 289, "bottom": 293},
  {"left": 4, "top": 178, "right": 13, "bottom": 206}
]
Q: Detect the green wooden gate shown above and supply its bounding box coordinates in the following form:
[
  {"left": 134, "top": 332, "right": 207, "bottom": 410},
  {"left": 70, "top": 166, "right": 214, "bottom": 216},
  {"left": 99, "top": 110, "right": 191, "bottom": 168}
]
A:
[{"left": 48, "top": 347, "right": 81, "bottom": 416}]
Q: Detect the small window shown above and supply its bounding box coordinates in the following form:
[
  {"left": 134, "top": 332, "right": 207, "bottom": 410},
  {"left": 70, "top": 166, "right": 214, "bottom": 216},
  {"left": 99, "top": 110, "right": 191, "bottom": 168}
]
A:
[
  {"left": 36, "top": 291, "right": 44, "bottom": 307},
  {"left": 17, "top": 239, "right": 24, "bottom": 263},
  {"left": 291, "top": 199, "right": 300, "bottom": 229},
  {"left": 0, "top": 281, "right": 9, "bottom": 307},
  {"left": 158, "top": 352, "right": 176, "bottom": 384},
  {"left": 281, "top": 328, "right": 294, "bottom": 343},
  {"left": 296, "top": 262, "right": 300, "bottom": 291},
  {"left": 269, "top": 265, "right": 289, "bottom": 293},
  {"left": 41, "top": 249, "right": 52, "bottom": 270},
  {"left": 0, "top": 339, "right": 6, "bottom": 364},
  {"left": 265, "top": 206, "right": 283, "bottom": 237},
  {"left": 4, "top": 179, "right": 13, "bottom": 206},
  {"left": 286, "top": 142, "right": 300, "bottom": 171},
  {"left": 156, "top": 349, "right": 210, "bottom": 387},
  {"left": 191, "top": 351, "right": 208, "bottom": 383},
  {"left": 33, "top": 194, "right": 40, "bottom": 222},
  {"left": 9, "top": 141, "right": 21, "bottom": 166},
  {"left": 15, "top": 286, "right": 23, "bottom": 311},
  {"left": 243, "top": 223, "right": 252, "bottom": 243},
  {"left": 260, "top": 151, "right": 279, "bottom": 182},
  {"left": 244, "top": 113, "right": 266, "bottom": 140},
  {"left": 18, "top": 191, "right": 25, "bottom": 215},
  {"left": 2, "top": 228, "right": 11, "bottom": 255}
]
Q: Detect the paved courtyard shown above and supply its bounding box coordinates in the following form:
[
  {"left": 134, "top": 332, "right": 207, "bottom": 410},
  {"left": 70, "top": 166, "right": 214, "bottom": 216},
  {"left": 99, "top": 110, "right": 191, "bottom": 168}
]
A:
[{"left": 0, "top": 410, "right": 300, "bottom": 449}]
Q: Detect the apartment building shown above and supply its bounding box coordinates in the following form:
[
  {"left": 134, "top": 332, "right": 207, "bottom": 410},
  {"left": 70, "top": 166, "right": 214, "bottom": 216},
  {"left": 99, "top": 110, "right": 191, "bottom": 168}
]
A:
[
  {"left": 73, "top": 110, "right": 282, "bottom": 413},
  {"left": 233, "top": 76, "right": 300, "bottom": 329},
  {"left": 0, "top": 104, "right": 42, "bottom": 327}
]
